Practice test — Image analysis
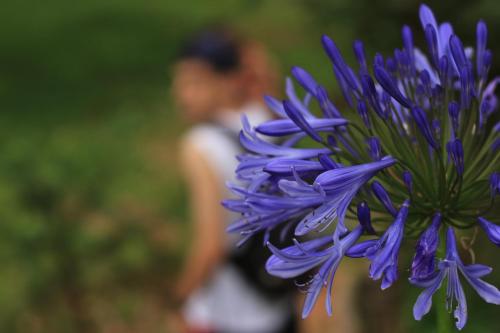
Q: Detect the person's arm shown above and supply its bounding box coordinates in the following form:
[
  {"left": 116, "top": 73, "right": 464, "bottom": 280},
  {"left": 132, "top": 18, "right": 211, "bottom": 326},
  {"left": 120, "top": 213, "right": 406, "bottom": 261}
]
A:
[{"left": 174, "top": 139, "right": 226, "bottom": 302}]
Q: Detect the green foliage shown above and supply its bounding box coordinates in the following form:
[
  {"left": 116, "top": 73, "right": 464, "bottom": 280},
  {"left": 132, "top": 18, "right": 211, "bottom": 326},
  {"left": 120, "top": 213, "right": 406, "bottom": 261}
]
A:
[{"left": 0, "top": 103, "right": 188, "bottom": 331}]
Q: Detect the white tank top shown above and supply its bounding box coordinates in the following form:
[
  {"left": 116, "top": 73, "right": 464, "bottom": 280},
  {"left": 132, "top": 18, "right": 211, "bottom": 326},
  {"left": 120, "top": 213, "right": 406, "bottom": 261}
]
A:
[{"left": 182, "top": 103, "right": 291, "bottom": 332}]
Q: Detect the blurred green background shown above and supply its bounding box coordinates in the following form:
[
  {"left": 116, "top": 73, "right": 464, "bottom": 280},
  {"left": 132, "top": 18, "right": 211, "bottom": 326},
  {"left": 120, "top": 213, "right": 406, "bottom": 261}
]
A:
[{"left": 0, "top": 0, "right": 499, "bottom": 332}]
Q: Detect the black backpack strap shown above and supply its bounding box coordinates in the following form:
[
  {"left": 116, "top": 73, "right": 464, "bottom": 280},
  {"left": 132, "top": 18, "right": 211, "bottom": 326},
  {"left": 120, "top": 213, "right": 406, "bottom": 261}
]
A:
[{"left": 210, "top": 123, "right": 296, "bottom": 298}]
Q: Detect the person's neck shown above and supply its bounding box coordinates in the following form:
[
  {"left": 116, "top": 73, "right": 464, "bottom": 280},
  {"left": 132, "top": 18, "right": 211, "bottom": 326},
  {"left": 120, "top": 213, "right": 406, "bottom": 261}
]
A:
[{"left": 212, "top": 101, "right": 267, "bottom": 131}]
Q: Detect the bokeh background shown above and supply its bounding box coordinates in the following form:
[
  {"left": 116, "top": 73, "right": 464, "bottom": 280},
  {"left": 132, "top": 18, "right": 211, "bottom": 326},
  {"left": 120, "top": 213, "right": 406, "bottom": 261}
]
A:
[{"left": 1, "top": 0, "right": 499, "bottom": 332}]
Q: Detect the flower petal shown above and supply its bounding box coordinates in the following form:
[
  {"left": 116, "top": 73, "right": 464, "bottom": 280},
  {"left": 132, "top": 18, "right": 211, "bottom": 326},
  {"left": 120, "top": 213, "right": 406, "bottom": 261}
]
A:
[
  {"left": 413, "top": 270, "right": 445, "bottom": 320},
  {"left": 478, "top": 217, "right": 500, "bottom": 246},
  {"left": 460, "top": 265, "right": 500, "bottom": 305}
]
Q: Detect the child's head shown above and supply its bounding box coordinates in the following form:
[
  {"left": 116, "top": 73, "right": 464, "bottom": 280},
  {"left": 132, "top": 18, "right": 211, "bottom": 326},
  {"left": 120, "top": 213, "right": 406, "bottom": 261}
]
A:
[{"left": 172, "top": 28, "right": 277, "bottom": 122}]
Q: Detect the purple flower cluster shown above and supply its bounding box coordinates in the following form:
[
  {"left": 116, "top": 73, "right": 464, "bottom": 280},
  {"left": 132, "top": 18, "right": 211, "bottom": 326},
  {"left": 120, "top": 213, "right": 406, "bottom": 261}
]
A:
[{"left": 224, "top": 4, "right": 500, "bottom": 329}]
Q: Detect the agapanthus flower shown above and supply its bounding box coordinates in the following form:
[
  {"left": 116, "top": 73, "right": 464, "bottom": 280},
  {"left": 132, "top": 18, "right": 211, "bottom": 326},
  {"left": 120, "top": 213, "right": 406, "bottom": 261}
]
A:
[
  {"left": 410, "top": 213, "right": 441, "bottom": 280},
  {"left": 265, "top": 225, "right": 365, "bottom": 318},
  {"left": 224, "top": 3, "right": 500, "bottom": 329},
  {"left": 411, "top": 228, "right": 500, "bottom": 330}
]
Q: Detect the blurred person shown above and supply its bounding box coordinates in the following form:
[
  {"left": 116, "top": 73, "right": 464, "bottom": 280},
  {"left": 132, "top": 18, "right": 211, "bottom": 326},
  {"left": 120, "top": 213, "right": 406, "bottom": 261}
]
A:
[{"left": 170, "top": 28, "right": 297, "bottom": 333}]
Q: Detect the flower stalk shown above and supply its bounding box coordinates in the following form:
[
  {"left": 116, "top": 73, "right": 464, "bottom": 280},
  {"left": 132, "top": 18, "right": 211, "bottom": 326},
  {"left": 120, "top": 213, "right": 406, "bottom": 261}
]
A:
[{"left": 436, "top": 285, "right": 453, "bottom": 333}]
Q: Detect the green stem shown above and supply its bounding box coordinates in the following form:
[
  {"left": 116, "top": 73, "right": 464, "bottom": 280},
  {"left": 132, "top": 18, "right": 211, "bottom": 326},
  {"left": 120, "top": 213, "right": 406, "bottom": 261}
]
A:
[
  {"left": 436, "top": 286, "right": 453, "bottom": 333},
  {"left": 436, "top": 231, "right": 453, "bottom": 333}
]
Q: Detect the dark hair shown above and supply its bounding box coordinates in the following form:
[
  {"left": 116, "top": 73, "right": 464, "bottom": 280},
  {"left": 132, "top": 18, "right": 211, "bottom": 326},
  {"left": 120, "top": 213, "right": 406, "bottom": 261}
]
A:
[{"left": 179, "top": 28, "right": 241, "bottom": 72}]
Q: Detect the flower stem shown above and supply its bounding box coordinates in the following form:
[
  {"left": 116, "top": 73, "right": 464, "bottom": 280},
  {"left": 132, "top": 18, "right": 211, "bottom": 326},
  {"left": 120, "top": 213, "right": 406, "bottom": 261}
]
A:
[
  {"left": 436, "top": 230, "right": 453, "bottom": 333},
  {"left": 436, "top": 286, "right": 453, "bottom": 333}
]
